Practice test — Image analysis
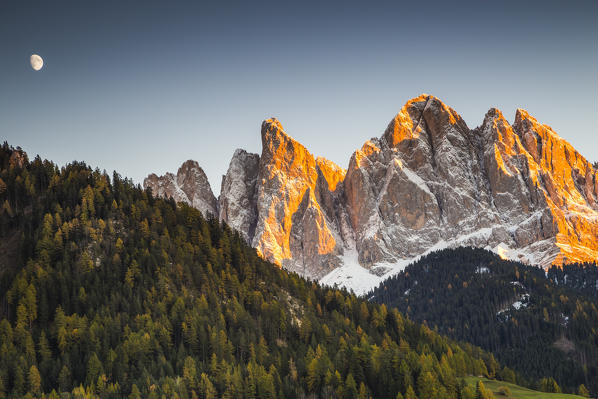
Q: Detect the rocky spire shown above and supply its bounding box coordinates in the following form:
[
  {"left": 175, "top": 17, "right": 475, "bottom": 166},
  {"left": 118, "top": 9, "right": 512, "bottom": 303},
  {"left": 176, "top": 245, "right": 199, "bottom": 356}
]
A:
[
  {"left": 252, "top": 118, "right": 344, "bottom": 278},
  {"left": 143, "top": 160, "right": 217, "bottom": 217},
  {"left": 219, "top": 149, "right": 260, "bottom": 243}
]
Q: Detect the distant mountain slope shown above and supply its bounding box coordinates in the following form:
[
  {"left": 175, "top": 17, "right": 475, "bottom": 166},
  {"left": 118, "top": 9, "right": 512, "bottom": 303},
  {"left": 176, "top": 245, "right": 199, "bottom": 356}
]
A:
[
  {"left": 0, "top": 143, "right": 516, "bottom": 398},
  {"left": 369, "top": 247, "right": 598, "bottom": 396},
  {"left": 145, "top": 95, "right": 598, "bottom": 294}
]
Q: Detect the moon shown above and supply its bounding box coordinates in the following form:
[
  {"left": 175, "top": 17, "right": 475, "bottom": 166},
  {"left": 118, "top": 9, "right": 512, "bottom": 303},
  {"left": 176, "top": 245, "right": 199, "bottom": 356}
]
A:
[{"left": 30, "top": 54, "right": 44, "bottom": 71}]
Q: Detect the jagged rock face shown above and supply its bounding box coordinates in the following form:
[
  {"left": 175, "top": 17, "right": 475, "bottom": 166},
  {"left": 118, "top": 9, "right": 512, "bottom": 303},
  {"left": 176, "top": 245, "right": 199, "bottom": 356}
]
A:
[
  {"left": 511, "top": 109, "right": 598, "bottom": 263},
  {"left": 145, "top": 94, "right": 598, "bottom": 292},
  {"left": 252, "top": 119, "right": 345, "bottom": 278},
  {"left": 143, "top": 160, "right": 217, "bottom": 217},
  {"left": 345, "top": 96, "right": 498, "bottom": 265},
  {"left": 344, "top": 95, "right": 598, "bottom": 269},
  {"left": 218, "top": 149, "right": 260, "bottom": 243}
]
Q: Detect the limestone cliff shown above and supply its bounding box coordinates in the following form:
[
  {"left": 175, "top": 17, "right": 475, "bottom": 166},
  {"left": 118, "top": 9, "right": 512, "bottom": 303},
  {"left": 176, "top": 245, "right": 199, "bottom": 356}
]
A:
[
  {"left": 144, "top": 95, "right": 598, "bottom": 293},
  {"left": 143, "top": 160, "right": 217, "bottom": 217},
  {"left": 252, "top": 119, "right": 345, "bottom": 278}
]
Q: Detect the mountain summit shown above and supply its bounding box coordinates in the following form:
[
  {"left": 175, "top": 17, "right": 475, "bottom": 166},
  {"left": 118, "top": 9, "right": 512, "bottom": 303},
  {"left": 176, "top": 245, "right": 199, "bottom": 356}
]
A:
[{"left": 144, "top": 95, "right": 598, "bottom": 293}]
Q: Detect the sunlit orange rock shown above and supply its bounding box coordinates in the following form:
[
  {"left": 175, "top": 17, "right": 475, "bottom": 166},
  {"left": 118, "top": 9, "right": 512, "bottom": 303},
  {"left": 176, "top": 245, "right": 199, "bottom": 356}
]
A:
[
  {"left": 344, "top": 95, "right": 598, "bottom": 268},
  {"left": 252, "top": 118, "right": 346, "bottom": 277},
  {"left": 145, "top": 94, "right": 598, "bottom": 289}
]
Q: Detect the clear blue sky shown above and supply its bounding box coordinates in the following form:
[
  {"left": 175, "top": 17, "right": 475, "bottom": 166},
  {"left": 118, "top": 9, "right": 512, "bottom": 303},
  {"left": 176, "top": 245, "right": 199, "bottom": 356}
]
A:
[{"left": 1, "top": 0, "right": 597, "bottom": 191}]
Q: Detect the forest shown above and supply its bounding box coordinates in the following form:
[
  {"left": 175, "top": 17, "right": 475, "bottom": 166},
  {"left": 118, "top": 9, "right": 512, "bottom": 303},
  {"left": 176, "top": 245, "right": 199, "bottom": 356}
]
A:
[
  {"left": 0, "top": 142, "right": 524, "bottom": 398},
  {"left": 547, "top": 262, "right": 598, "bottom": 300},
  {"left": 370, "top": 247, "right": 597, "bottom": 397}
]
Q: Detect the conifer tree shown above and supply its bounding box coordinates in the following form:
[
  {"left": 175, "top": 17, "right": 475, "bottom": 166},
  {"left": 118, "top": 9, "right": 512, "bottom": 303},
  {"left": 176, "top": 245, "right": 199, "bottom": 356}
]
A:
[
  {"left": 28, "top": 365, "right": 41, "bottom": 395},
  {"left": 577, "top": 384, "right": 590, "bottom": 398},
  {"left": 476, "top": 381, "right": 494, "bottom": 399}
]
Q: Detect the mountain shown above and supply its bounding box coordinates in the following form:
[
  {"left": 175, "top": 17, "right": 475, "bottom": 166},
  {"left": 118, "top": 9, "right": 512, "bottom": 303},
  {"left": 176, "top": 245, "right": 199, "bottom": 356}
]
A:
[
  {"left": 0, "top": 143, "right": 519, "bottom": 398},
  {"left": 144, "top": 159, "right": 217, "bottom": 217},
  {"left": 144, "top": 95, "right": 598, "bottom": 294},
  {"left": 370, "top": 247, "right": 598, "bottom": 396}
]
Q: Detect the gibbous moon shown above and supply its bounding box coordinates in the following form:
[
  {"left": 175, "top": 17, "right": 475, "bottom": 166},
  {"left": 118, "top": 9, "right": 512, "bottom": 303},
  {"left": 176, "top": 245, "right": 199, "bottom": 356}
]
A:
[{"left": 30, "top": 54, "right": 44, "bottom": 71}]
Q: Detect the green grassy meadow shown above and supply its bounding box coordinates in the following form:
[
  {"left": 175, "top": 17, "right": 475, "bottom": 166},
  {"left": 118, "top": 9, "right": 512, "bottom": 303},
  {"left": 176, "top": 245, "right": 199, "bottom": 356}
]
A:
[{"left": 463, "top": 377, "right": 589, "bottom": 399}]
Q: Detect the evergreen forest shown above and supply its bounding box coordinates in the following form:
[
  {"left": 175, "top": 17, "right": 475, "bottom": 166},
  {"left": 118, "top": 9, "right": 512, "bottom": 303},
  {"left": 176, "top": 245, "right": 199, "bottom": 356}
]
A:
[
  {"left": 370, "top": 247, "right": 598, "bottom": 396},
  {"left": 0, "top": 143, "right": 520, "bottom": 398}
]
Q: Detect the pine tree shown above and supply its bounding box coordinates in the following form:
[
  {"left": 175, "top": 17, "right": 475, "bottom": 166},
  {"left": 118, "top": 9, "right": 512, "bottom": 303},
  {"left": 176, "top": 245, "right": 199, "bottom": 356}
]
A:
[
  {"left": 0, "top": 374, "right": 5, "bottom": 399},
  {"left": 460, "top": 384, "right": 476, "bottom": 399},
  {"left": 28, "top": 365, "right": 41, "bottom": 394},
  {"left": 476, "top": 381, "right": 494, "bottom": 399},
  {"left": 577, "top": 384, "right": 590, "bottom": 398},
  {"left": 358, "top": 382, "right": 369, "bottom": 399},
  {"left": 344, "top": 374, "right": 358, "bottom": 398},
  {"left": 538, "top": 377, "right": 561, "bottom": 393},
  {"left": 86, "top": 353, "right": 103, "bottom": 386},
  {"left": 199, "top": 373, "right": 217, "bottom": 399},
  {"left": 58, "top": 365, "right": 71, "bottom": 393},
  {"left": 129, "top": 384, "right": 142, "bottom": 399},
  {"left": 183, "top": 356, "right": 197, "bottom": 390},
  {"left": 417, "top": 371, "right": 440, "bottom": 398},
  {"left": 404, "top": 385, "right": 417, "bottom": 399}
]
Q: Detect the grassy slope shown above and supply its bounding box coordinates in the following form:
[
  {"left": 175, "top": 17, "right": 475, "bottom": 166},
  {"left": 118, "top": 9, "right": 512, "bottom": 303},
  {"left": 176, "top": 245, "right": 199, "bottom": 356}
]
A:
[{"left": 464, "top": 377, "right": 587, "bottom": 399}]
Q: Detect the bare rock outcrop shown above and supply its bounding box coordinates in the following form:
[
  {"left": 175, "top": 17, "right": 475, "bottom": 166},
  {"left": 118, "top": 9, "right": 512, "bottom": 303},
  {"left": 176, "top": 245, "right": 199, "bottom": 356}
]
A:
[
  {"left": 143, "top": 160, "right": 217, "bottom": 217},
  {"left": 252, "top": 119, "right": 344, "bottom": 278},
  {"left": 145, "top": 94, "right": 598, "bottom": 292},
  {"left": 219, "top": 149, "right": 260, "bottom": 242},
  {"left": 342, "top": 95, "right": 598, "bottom": 271}
]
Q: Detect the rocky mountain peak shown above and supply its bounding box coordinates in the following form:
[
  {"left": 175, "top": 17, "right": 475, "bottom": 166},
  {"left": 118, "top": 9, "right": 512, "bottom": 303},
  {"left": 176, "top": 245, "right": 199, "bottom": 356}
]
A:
[
  {"left": 480, "top": 107, "right": 522, "bottom": 153},
  {"left": 481, "top": 107, "right": 508, "bottom": 128},
  {"left": 253, "top": 118, "right": 344, "bottom": 276},
  {"left": 143, "top": 161, "right": 217, "bottom": 217},
  {"left": 514, "top": 109, "right": 598, "bottom": 208},
  {"left": 145, "top": 95, "right": 598, "bottom": 294},
  {"left": 381, "top": 95, "right": 472, "bottom": 180},
  {"left": 315, "top": 157, "right": 346, "bottom": 192},
  {"left": 260, "top": 117, "right": 317, "bottom": 181},
  {"left": 218, "top": 149, "right": 260, "bottom": 242},
  {"left": 484, "top": 107, "right": 503, "bottom": 119},
  {"left": 383, "top": 94, "right": 430, "bottom": 147},
  {"left": 262, "top": 117, "right": 284, "bottom": 133}
]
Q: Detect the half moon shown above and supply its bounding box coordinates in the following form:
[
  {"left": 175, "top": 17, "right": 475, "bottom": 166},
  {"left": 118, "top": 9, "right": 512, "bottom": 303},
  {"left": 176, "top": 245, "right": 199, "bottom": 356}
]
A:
[{"left": 30, "top": 54, "right": 44, "bottom": 71}]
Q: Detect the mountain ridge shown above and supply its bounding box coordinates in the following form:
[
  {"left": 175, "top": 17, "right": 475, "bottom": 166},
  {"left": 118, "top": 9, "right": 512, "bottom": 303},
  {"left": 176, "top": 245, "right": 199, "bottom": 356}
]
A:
[{"left": 144, "top": 94, "right": 598, "bottom": 293}]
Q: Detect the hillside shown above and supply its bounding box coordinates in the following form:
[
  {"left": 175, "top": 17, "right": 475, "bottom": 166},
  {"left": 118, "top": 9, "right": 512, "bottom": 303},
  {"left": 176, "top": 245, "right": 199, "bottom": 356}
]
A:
[
  {"left": 0, "top": 143, "right": 520, "bottom": 398},
  {"left": 370, "top": 247, "right": 598, "bottom": 396}
]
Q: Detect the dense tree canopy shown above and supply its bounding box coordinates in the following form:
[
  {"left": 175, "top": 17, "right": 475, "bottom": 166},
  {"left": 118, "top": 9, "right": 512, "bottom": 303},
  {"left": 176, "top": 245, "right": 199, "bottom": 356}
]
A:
[
  {"left": 370, "top": 247, "right": 598, "bottom": 396},
  {"left": 547, "top": 262, "right": 598, "bottom": 300},
  {"left": 0, "top": 143, "right": 513, "bottom": 398}
]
